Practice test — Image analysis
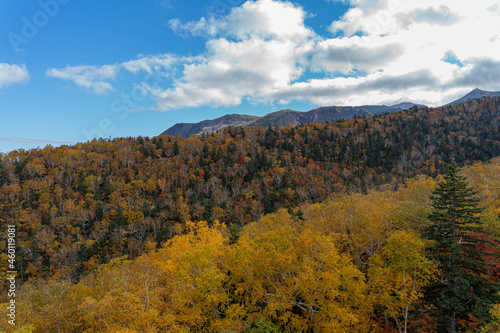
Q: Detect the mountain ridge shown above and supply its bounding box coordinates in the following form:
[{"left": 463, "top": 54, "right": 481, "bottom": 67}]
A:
[
  {"left": 443, "top": 88, "right": 500, "bottom": 107},
  {"left": 160, "top": 88, "right": 500, "bottom": 138},
  {"left": 161, "top": 103, "right": 421, "bottom": 137}
]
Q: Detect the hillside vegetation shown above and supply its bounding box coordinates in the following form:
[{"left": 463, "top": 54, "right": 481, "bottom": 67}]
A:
[
  {"left": 1, "top": 96, "right": 500, "bottom": 332},
  {"left": 2, "top": 159, "right": 500, "bottom": 332},
  {"left": 0, "top": 97, "right": 499, "bottom": 282}
]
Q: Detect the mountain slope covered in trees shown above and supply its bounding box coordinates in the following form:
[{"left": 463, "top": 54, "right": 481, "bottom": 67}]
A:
[
  {"left": 0, "top": 96, "right": 499, "bottom": 284},
  {"left": 3, "top": 158, "right": 500, "bottom": 332}
]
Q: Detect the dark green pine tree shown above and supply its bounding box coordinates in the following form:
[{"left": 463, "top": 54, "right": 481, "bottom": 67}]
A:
[{"left": 424, "top": 163, "right": 500, "bottom": 333}]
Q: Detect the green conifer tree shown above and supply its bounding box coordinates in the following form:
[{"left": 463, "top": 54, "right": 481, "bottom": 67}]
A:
[{"left": 424, "top": 163, "right": 500, "bottom": 332}]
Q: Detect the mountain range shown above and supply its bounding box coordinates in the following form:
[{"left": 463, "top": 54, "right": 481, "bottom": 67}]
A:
[{"left": 161, "top": 88, "right": 499, "bottom": 138}]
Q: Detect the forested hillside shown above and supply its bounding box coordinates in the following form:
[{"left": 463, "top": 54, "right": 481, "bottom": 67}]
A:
[
  {"left": 2, "top": 159, "right": 500, "bottom": 332},
  {"left": 0, "top": 97, "right": 499, "bottom": 283}
]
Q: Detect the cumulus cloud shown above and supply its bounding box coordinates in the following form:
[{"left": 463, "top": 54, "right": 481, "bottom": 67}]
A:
[
  {"left": 400, "top": 5, "right": 460, "bottom": 27},
  {"left": 450, "top": 58, "right": 500, "bottom": 90},
  {"left": 158, "top": 0, "right": 500, "bottom": 108},
  {"left": 0, "top": 63, "right": 30, "bottom": 89},
  {"left": 257, "top": 69, "right": 440, "bottom": 106},
  {"left": 310, "top": 38, "right": 404, "bottom": 73},
  {"left": 49, "top": 0, "right": 500, "bottom": 108},
  {"left": 157, "top": 34, "right": 308, "bottom": 109},
  {"left": 169, "top": 0, "right": 313, "bottom": 40},
  {"left": 322, "top": 0, "right": 500, "bottom": 104},
  {"left": 47, "top": 64, "right": 119, "bottom": 94},
  {"left": 47, "top": 54, "right": 184, "bottom": 94}
]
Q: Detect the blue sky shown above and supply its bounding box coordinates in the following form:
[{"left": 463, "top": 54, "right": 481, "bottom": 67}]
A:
[{"left": 1, "top": 0, "right": 500, "bottom": 153}]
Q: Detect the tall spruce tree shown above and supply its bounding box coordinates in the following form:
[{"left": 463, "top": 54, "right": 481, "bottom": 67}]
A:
[{"left": 424, "top": 163, "right": 500, "bottom": 332}]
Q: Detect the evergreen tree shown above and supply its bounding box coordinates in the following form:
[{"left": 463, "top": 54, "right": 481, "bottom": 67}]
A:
[
  {"left": 173, "top": 140, "right": 179, "bottom": 155},
  {"left": 424, "top": 163, "right": 500, "bottom": 332}
]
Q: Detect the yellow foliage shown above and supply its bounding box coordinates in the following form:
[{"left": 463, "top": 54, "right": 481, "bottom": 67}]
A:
[
  {"left": 480, "top": 303, "right": 500, "bottom": 332},
  {"left": 12, "top": 160, "right": 500, "bottom": 332},
  {"left": 302, "top": 191, "right": 398, "bottom": 270},
  {"left": 228, "top": 209, "right": 371, "bottom": 332},
  {"left": 369, "top": 230, "right": 437, "bottom": 332}
]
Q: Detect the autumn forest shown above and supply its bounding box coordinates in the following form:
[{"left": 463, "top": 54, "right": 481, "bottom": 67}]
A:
[{"left": 2, "top": 96, "right": 500, "bottom": 332}]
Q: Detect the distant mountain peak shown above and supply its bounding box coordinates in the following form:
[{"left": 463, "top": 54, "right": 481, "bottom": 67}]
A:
[
  {"left": 466, "top": 88, "right": 496, "bottom": 96},
  {"left": 444, "top": 88, "right": 500, "bottom": 106}
]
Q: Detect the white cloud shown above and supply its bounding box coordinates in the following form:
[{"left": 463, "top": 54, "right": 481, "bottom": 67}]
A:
[
  {"left": 450, "top": 58, "right": 500, "bottom": 88},
  {"left": 256, "top": 69, "right": 440, "bottom": 106},
  {"left": 48, "top": 0, "right": 500, "bottom": 108},
  {"left": 400, "top": 5, "right": 460, "bottom": 26},
  {"left": 169, "top": 0, "right": 313, "bottom": 40},
  {"left": 157, "top": 0, "right": 314, "bottom": 110},
  {"left": 321, "top": 0, "right": 500, "bottom": 104},
  {"left": 47, "top": 64, "right": 119, "bottom": 94},
  {"left": 157, "top": 35, "right": 308, "bottom": 109},
  {"left": 310, "top": 37, "right": 404, "bottom": 73},
  {"left": 47, "top": 54, "right": 185, "bottom": 94},
  {"left": 0, "top": 63, "right": 30, "bottom": 89},
  {"left": 159, "top": 0, "right": 500, "bottom": 108},
  {"left": 122, "top": 54, "right": 180, "bottom": 75}
]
